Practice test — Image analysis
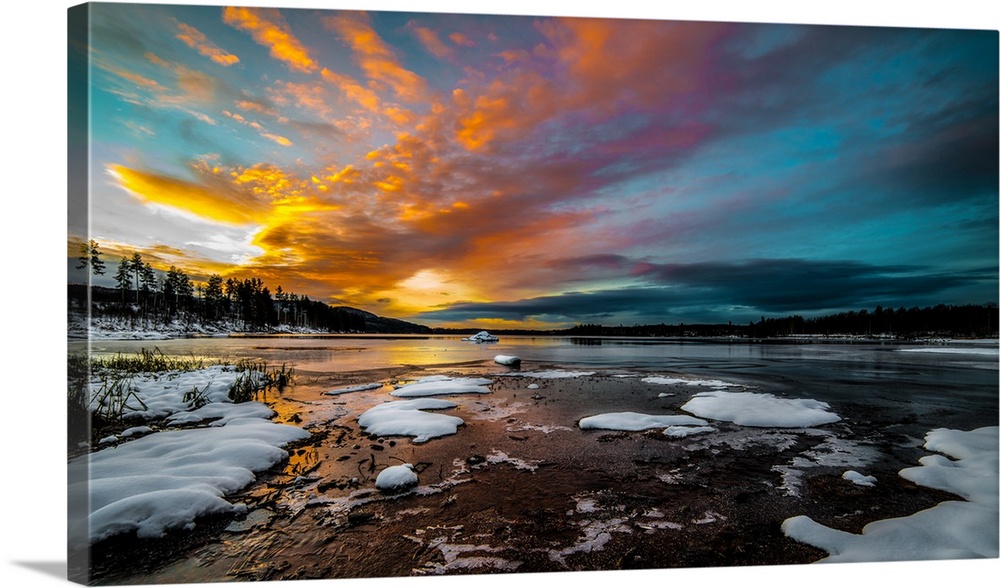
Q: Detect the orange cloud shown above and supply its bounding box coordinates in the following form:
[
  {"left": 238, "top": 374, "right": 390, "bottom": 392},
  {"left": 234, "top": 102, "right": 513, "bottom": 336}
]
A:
[
  {"left": 172, "top": 65, "right": 221, "bottom": 102},
  {"left": 496, "top": 49, "right": 531, "bottom": 63},
  {"left": 325, "top": 164, "right": 359, "bottom": 184},
  {"left": 452, "top": 73, "right": 556, "bottom": 151},
  {"left": 236, "top": 98, "right": 279, "bottom": 117},
  {"left": 318, "top": 67, "right": 417, "bottom": 128},
  {"left": 176, "top": 21, "right": 240, "bottom": 66},
  {"left": 263, "top": 133, "right": 293, "bottom": 146},
  {"left": 272, "top": 80, "right": 338, "bottom": 120},
  {"left": 102, "top": 61, "right": 166, "bottom": 92},
  {"left": 223, "top": 109, "right": 292, "bottom": 147},
  {"left": 449, "top": 32, "right": 475, "bottom": 47},
  {"left": 412, "top": 25, "right": 452, "bottom": 58},
  {"left": 110, "top": 165, "right": 269, "bottom": 225},
  {"left": 319, "top": 68, "right": 381, "bottom": 112},
  {"left": 231, "top": 164, "right": 310, "bottom": 204},
  {"left": 243, "top": 207, "right": 410, "bottom": 301},
  {"left": 539, "top": 17, "right": 731, "bottom": 109},
  {"left": 223, "top": 6, "right": 318, "bottom": 73},
  {"left": 438, "top": 17, "right": 730, "bottom": 153},
  {"left": 140, "top": 51, "right": 229, "bottom": 107},
  {"left": 323, "top": 13, "right": 426, "bottom": 103}
]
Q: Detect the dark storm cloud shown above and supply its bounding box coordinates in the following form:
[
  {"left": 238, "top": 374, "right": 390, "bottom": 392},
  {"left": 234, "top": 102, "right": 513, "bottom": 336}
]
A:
[
  {"left": 650, "top": 259, "right": 994, "bottom": 312},
  {"left": 418, "top": 288, "right": 685, "bottom": 323},
  {"left": 856, "top": 114, "right": 1000, "bottom": 205},
  {"left": 709, "top": 25, "right": 998, "bottom": 206},
  {"left": 419, "top": 259, "right": 997, "bottom": 324}
]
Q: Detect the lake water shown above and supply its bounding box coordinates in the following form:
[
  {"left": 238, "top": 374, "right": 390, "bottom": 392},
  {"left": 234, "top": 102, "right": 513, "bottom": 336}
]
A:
[{"left": 83, "top": 335, "right": 999, "bottom": 421}]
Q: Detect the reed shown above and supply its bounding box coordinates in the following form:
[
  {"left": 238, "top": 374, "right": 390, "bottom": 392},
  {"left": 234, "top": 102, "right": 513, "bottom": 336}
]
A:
[
  {"left": 91, "top": 373, "right": 148, "bottom": 426},
  {"left": 227, "top": 361, "right": 295, "bottom": 402},
  {"left": 91, "top": 347, "right": 206, "bottom": 374},
  {"left": 182, "top": 384, "right": 212, "bottom": 409}
]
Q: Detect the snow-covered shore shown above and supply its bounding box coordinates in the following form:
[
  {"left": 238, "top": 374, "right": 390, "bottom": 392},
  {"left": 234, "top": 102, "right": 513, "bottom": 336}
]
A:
[
  {"left": 782, "top": 426, "right": 999, "bottom": 561},
  {"left": 70, "top": 312, "right": 331, "bottom": 341},
  {"left": 71, "top": 365, "right": 309, "bottom": 546},
  {"left": 70, "top": 359, "right": 998, "bottom": 580}
]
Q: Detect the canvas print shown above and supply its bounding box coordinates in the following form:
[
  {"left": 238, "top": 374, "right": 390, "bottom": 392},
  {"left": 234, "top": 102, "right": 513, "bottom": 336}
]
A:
[{"left": 67, "top": 2, "right": 999, "bottom": 585}]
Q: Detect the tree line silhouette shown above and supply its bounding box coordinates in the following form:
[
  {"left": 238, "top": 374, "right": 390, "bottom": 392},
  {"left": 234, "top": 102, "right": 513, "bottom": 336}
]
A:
[
  {"left": 70, "top": 241, "right": 429, "bottom": 334},
  {"left": 562, "top": 303, "right": 997, "bottom": 339}
]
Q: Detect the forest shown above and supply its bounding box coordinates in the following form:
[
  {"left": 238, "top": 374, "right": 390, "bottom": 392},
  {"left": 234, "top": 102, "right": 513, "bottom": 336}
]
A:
[
  {"left": 68, "top": 241, "right": 431, "bottom": 334},
  {"left": 560, "top": 304, "right": 998, "bottom": 339}
]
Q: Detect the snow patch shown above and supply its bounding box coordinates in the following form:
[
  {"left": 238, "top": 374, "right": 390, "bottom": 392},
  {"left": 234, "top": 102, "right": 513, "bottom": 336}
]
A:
[
  {"left": 375, "top": 464, "right": 418, "bottom": 492},
  {"left": 663, "top": 425, "right": 716, "bottom": 438},
  {"left": 579, "top": 411, "right": 708, "bottom": 431},
  {"left": 843, "top": 470, "right": 877, "bottom": 487},
  {"left": 391, "top": 376, "right": 492, "bottom": 397},
  {"left": 643, "top": 376, "right": 742, "bottom": 389},
  {"left": 898, "top": 347, "right": 998, "bottom": 356},
  {"left": 682, "top": 390, "right": 841, "bottom": 427},
  {"left": 68, "top": 417, "right": 309, "bottom": 544},
  {"left": 325, "top": 382, "right": 383, "bottom": 395},
  {"left": 90, "top": 365, "right": 251, "bottom": 422},
  {"left": 357, "top": 398, "right": 464, "bottom": 443},
  {"left": 503, "top": 370, "right": 595, "bottom": 379},
  {"left": 494, "top": 355, "right": 521, "bottom": 366}
]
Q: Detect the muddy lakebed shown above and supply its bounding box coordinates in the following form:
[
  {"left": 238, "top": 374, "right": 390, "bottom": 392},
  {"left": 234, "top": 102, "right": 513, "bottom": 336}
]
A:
[{"left": 76, "top": 336, "right": 999, "bottom": 584}]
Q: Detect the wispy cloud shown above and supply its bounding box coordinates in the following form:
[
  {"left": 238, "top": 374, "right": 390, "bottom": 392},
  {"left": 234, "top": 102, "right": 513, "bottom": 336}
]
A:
[
  {"left": 175, "top": 21, "right": 239, "bottom": 66},
  {"left": 411, "top": 24, "right": 452, "bottom": 59},
  {"left": 223, "top": 6, "right": 318, "bottom": 73},
  {"left": 323, "top": 12, "right": 427, "bottom": 103}
]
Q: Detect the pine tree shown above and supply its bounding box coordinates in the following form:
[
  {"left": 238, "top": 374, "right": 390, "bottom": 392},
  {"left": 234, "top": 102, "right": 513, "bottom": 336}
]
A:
[
  {"left": 113, "top": 256, "right": 132, "bottom": 306},
  {"left": 205, "top": 274, "right": 224, "bottom": 321},
  {"left": 76, "top": 240, "right": 107, "bottom": 275},
  {"left": 163, "top": 266, "right": 194, "bottom": 314},
  {"left": 129, "top": 252, "right": 144, "bottom": 304},
  {"left": 140, "top": 262, "right": 157, "bottom": 317}
]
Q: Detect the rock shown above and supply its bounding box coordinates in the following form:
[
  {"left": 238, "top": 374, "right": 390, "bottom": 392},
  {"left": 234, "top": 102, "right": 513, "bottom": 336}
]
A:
[{"left": 347, "top": 511, "right": 377, "bottom": 526}]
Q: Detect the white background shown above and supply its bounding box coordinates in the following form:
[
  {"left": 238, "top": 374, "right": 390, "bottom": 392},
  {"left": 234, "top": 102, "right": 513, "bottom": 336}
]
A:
[{"left": 2, "top": 1, "right": 997, "bottom": 587}]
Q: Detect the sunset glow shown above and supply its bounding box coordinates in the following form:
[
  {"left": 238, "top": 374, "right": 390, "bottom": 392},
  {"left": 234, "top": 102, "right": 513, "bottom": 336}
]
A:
[{"left": 72, "top": 3, "right": 998, "bottom": 328}]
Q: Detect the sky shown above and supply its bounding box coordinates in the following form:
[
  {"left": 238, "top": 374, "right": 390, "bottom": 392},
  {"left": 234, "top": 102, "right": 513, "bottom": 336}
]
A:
[{"left": 67, "top": 1, "right": 998, "bottom": 329}]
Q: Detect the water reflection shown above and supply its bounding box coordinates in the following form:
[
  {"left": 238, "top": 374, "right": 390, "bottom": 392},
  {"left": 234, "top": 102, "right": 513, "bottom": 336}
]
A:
[{"left": 73, "top": 335, "right": 997, "bottom": 378}]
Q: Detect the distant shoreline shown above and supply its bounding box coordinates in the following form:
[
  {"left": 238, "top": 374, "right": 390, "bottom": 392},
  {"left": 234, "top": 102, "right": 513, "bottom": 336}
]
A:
[{"left": 71, "top": 325, "right": 998, "bottom": 347}]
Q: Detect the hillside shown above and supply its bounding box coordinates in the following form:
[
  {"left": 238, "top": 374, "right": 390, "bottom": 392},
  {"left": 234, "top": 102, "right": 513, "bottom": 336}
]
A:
[{"left": 68, "top": 284, "right": 431, "bottom": 337}]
